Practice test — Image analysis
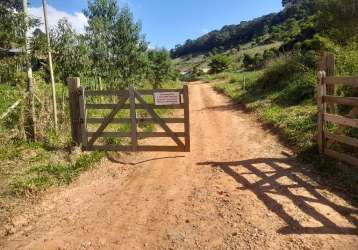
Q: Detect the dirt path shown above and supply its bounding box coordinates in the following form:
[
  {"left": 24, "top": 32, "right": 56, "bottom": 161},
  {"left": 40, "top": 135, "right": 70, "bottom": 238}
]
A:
[{"left": 1, "top": 83, "right": 357, "bottom": 249}]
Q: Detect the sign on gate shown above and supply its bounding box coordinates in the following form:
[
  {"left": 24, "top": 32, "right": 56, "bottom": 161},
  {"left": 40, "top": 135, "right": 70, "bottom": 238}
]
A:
[{"left": 154, "top": 92, "right": 180, "bottom": 106}]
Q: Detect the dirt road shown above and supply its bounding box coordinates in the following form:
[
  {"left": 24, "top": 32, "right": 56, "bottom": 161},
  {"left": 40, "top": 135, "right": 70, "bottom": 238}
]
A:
[{"left": 1, "top": 83, "right": 357, "bottom": 249}]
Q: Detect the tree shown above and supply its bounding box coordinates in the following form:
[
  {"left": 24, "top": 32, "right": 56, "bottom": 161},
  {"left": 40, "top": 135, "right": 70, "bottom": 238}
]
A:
[
  {"left": 192, "top": 64, "right": 203, "bottom": 79},
  {"left": 84, "top": 0, "right": 119, "bottom": 84},
  {"left": 147, "top": 48, "right": 172, "bottom": 88},
  {"left": 84, "top": 1, "right": 148, "bottom": 88},
  {"left": 51, "top": 18, "right": 91, "bottom": 83},
  {"left": 317, "top": 0, "right": 358, "bottom": 44},
  {"left": 0, "top": 1, "right": 39, "bottom": 83},
  {"left": 1, "top": 0, "right": 23, "bottom": 10},
  {"left": 209, "top": 54, "right": 231, "bottom": 74},
  {"left": 243, "top": 53, "right": 264, "bottom": 70},
  {"left": 30, "top": 28, "right": 47, "bottom": 71},
  {"left": 243, "top": 54, "right": 255, "bottom": 69},
  {"left": 112, "top": 6, "right": 148, "bottom": 88},
  {"left": 263, "top": 49, "right": 275, "bottom": 61},
  {"left": 253, "top": 53, "right": 264, "bottom": 69}
]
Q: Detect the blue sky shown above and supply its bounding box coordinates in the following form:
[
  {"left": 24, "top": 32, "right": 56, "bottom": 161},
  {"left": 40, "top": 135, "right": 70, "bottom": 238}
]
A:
[{"left": 29, "top": 0, "right": 283, "bottom": 49}]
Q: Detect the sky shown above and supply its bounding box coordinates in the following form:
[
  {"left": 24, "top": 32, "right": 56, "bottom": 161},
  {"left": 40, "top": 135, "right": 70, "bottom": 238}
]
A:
[{"left": 29, "top": 0, "right": 283, "bottom": 49}]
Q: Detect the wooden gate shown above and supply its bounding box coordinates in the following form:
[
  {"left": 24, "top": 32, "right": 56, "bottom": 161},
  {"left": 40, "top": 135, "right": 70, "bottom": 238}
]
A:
[
  {"left": 68, "top": 77, "right": 190, "bottom": 152},
  {"left": 317, "top": 53, "right": 358, "bottom": 167}
]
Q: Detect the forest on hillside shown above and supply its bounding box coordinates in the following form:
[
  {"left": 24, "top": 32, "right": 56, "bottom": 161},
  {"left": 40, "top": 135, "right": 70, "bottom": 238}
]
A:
[{"left": 171, "top": 0, "right": 356, "bottom": 58}]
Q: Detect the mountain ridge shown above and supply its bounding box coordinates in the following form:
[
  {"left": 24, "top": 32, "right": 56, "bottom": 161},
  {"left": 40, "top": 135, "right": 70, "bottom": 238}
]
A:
[{"left": 171, "top": 0, "right": 315, "bottom": 58}]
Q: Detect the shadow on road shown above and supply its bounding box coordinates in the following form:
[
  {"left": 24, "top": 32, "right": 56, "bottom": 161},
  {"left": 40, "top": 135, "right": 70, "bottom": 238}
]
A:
[
  {"left": 198, "top": 158, "right": 358, "bottom": 235},
  {"left": 106, "top": 152, "right": 185, "bottom": 165},
  {"left": 196, "top": 104, "right": 240, "bottom": 112}
]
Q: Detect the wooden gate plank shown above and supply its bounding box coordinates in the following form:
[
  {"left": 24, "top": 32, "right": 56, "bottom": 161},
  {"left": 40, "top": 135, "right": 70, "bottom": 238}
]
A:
[
  {"left": 87, "top": 131, "right": 185, "bottom": 138},
  {"left": 87, "top": 95, "right": 128, "bottom": 149},
  {"left": 87, "top": 132, "right": 131, "bottom": 138},
  {"left": 129, "top": 87, "right": 138, "bottom": 151},
  {"left": 325, "top": 149, "right": 358, "bottom": 167},
  {"left": 88, "top": 145, "right": 183, "bottom": 152},
  {"left": 325, "top": 132, "right": 358, "bottom": 148},
  {"left": 326, "top": 76, "right": 358, "bottom": 87},
  {"left": 86, "top": 104, "right": 184, "bottom": 110},
  {"left": 326, "top": 107, "right": 358, "bottom": 148},
  {"left": 324, "top": 96, "right": 358, "bottom": 106},
  {"left": 87, "top": 117, "right": 185, "bottom": 124},
  {"left": 133, "top": 89, "right": 185, "bottom": 149},
  {"left": 324, "top": 113, "right": 358, "bottom": 128},
  {"left": 78, "top": 86, "right": 87, "bottom": 147},
  {"left": 138, "top": 132, "right": 185, "bottom": 138}
]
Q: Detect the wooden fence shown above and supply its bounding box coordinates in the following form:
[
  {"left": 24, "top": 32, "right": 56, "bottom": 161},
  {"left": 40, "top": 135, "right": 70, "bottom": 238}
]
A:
[{"left": 317, "top": 53, "right": 358, "bottom": 167}]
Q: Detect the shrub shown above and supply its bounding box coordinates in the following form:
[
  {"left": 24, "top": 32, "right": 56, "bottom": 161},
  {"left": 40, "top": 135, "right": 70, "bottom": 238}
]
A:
[
  {"left": 274, "top": 71, "right": 316, "bottom": 105},
  {"left": 336, "top": 43, "right": 358, "bottom": 75},
  {"left": 209, "top": 54, "right": 232, "bottom": 74},
  {"left": 257, "top": 53, "right": 310, "bottom": 91}
]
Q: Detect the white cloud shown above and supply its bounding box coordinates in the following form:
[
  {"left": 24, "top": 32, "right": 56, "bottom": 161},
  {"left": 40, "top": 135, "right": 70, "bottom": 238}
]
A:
[{"left": 29, "top": 5, "right": 87, "bottom": 33}]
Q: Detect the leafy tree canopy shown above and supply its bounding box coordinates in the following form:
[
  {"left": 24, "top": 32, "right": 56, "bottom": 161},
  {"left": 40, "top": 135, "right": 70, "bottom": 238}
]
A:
[{"left": 209, "top": 54, "right": 232, "bottom": 74}]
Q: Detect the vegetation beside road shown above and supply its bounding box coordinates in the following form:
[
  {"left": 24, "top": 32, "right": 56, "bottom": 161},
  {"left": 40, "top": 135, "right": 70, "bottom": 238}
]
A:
[{"left": 211, "top": 53, "right": 358, "bottom": 196}]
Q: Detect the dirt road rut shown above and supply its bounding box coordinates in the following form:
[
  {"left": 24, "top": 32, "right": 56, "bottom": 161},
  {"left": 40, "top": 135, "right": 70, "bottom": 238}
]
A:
[{"left": 1, "top": 83, "right": 357, "bottom": 249}]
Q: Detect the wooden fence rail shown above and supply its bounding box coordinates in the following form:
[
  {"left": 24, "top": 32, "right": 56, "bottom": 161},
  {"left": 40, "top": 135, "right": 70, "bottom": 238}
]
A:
[{"left": 317, "top": 53, "right": 358, "bottom": 167}]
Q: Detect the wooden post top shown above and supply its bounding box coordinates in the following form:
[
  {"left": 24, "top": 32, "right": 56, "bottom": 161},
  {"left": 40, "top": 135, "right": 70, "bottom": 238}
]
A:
[{"left": 67, "top": 77, "right": 81, "bottom": 91}]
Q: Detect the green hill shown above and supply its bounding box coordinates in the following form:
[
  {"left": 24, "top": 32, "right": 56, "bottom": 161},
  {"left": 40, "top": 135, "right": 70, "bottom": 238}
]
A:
[{"left": 171, "top": 0, "right": 316, "bottom": 58}]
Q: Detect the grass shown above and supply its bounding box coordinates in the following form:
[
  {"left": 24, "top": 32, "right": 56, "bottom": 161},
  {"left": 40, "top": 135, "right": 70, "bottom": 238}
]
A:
[
  {"left": 213, "top": 61, "right": 358, "bottom": 196},
  {"left": 0, "top": 84, "right": 20, "bottom": 115},
  {"left": 10, "top": 152, "right": 104, "bottom": 196}
]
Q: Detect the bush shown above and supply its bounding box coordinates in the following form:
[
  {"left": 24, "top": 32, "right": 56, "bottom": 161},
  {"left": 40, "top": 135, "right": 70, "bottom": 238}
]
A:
[
  {"left": 209, "top": 54, "right": 232, "bottom": 74},
  {"left": 257, "top": 53, "right": 310, "bottom": 91},
  {"left": 336, "top": 43, "right": 358, "bottom": 75},
  {"left": 274, "top": 71, "right": 316, "bottom": 105}
]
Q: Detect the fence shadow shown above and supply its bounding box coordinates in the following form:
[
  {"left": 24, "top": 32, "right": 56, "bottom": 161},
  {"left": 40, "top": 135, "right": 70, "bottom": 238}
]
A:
[
  {"left": 106, "top": 152, "right": 185, "bottom": 165},
  {"left": 196, "top": 104, "right": 240, "bottom": 112},
  {"left": 198, "top": 158, "right": 358, "bottom": 235}
]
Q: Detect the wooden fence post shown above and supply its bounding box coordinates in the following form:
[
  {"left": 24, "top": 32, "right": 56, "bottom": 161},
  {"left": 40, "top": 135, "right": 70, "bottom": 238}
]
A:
[
  {"left": 319, "top": 52, "right": 336, "bottom": 112},
  {"left": 317, "top": 71, "right": 327, "bottom": 154},
  {"left": 67, "top": 77, "right": 81, "bottom": 145},
  {"left": 183, "top": 85, "right": 191, "bottom": 152}
]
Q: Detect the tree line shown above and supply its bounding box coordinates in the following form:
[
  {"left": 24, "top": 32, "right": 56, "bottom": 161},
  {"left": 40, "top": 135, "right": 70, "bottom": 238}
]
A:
[
  {"left": 171, "top": 0, "right": 317, "bottom": 58},
  {"left": 0, "top": 0, "right": 176, "bottom": 90},
  {"left": 190, "top": 0, "right": 357, "bottom": 75}
]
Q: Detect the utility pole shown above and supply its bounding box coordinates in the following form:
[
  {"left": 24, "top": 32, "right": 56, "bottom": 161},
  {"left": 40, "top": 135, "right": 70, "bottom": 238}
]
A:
[
  {"left": 22, "top": 0, "right": 36, "bottom": 140},
  {"left": 42, "top": 0, "right": 58, "bottom": 130}
]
